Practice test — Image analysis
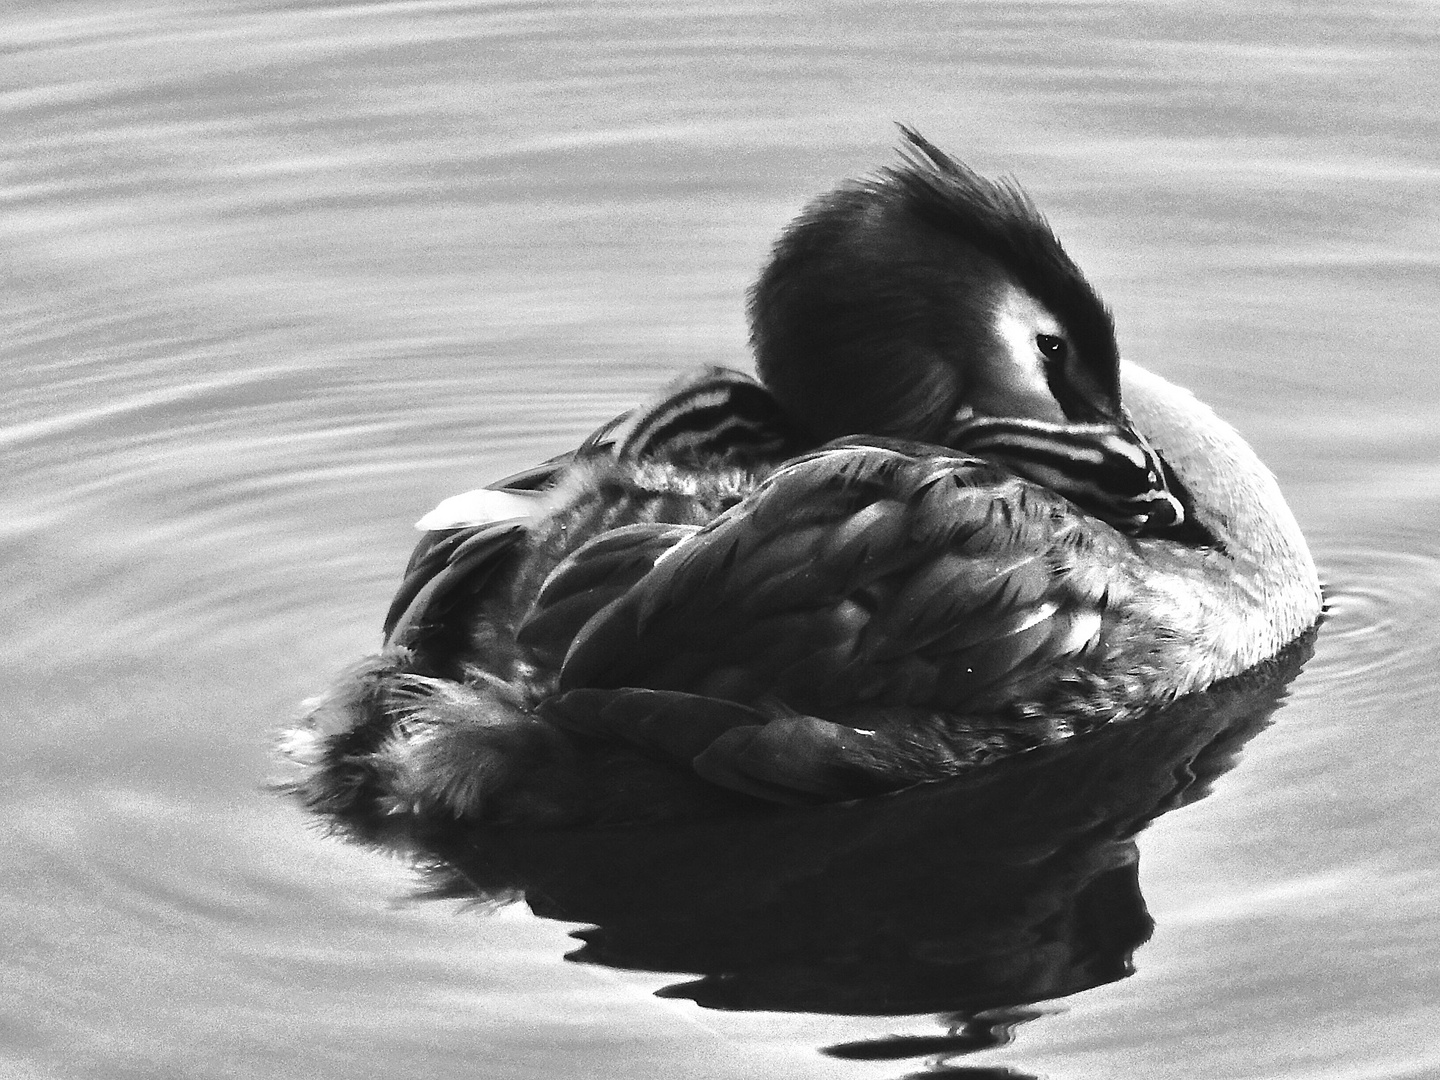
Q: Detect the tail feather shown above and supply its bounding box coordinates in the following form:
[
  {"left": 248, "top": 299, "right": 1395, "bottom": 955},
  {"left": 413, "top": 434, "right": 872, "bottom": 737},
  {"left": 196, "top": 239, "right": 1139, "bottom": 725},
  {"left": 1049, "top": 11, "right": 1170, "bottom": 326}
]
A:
[
  {"left": 375, "top": 673, "right": 580, "bottom": 827},
  {"left": 276, "top": 654, "right": 586, "bottom": 839}
]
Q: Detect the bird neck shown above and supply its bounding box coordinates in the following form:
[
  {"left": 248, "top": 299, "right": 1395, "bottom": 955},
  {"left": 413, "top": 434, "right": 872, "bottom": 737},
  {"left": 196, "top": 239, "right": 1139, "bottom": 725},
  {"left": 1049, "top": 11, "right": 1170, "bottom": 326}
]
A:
[{"left": 1120, "top": 361, "right": 1323, "bottom": 663}]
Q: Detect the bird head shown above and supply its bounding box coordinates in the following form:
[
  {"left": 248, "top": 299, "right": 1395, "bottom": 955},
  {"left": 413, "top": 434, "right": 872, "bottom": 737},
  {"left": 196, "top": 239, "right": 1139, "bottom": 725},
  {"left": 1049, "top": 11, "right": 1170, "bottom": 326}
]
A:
[
  {"left": 751, "top": 127, "right": 1129, "bottom": 438},
  {"left": 750, "top": 127, "right": 1188, "bottom": 534}
]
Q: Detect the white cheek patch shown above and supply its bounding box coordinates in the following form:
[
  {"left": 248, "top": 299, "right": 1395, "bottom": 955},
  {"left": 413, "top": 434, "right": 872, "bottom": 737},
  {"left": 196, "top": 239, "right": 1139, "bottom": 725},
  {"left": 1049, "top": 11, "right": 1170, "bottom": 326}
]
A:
[
  {"left": 971, "top": 283, "right": 1069, "bottom": 419},
  {"left": 991, "top": 306, "right": 1054, "bottom": 397}
]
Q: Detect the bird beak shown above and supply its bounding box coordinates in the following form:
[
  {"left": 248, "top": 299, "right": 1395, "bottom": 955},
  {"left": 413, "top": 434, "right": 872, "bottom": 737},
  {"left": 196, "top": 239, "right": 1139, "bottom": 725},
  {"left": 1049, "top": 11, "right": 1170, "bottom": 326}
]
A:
[{"left": 944, "top": 412, "right": 1186, "bottom": 534}]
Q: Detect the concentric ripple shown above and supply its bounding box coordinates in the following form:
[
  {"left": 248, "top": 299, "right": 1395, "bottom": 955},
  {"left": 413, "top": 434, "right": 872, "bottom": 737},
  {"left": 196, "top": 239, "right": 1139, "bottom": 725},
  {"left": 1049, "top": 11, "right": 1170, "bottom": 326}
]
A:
[{"left": 1302, "top": 543, "right": 1440, "bottom": 708}]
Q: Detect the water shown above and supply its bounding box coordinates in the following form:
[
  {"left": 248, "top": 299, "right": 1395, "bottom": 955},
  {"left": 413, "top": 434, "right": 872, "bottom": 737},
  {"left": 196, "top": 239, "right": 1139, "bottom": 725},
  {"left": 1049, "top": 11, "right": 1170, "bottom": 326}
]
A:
[{"left": 5, "top": 2, "right": 1439, "bottom": 1077}]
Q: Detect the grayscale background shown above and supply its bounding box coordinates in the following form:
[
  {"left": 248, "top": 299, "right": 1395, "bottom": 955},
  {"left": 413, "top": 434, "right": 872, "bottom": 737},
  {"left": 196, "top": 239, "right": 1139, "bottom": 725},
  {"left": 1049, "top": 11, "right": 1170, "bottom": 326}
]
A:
[{"left": 5, "top": 2, "right": 1437, "bottom": 1077}]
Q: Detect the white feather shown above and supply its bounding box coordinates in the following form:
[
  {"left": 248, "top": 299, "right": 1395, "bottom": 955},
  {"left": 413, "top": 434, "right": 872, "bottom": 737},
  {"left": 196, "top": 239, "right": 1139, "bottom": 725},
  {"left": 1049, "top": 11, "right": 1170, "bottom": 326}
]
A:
[{"left": 414, "top": 487, "right": 547, "bottom": 531}]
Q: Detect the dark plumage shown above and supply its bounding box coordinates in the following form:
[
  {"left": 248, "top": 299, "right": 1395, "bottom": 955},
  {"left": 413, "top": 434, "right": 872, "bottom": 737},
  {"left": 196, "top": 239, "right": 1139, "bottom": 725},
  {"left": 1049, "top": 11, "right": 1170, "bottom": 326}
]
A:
[
  {"left": 751, "top": 127, "right": 1122, "bottom": 441},
  {"left": 278, "top": 133, "right": 1322, "bottom": 837}
]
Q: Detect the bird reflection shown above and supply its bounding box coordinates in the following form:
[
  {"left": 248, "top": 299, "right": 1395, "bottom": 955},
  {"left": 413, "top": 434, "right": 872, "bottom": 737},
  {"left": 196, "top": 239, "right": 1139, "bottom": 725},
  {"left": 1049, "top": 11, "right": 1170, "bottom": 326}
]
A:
[{"left": 410, "top": 633, "right": 1313, "bottom": 1065}]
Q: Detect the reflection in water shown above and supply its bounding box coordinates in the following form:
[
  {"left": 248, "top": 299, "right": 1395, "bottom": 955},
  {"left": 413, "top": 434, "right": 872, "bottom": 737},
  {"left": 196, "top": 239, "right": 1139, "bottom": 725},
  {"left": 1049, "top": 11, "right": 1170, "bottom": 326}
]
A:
[{"left": 408, "top": 635, "right": 1314, "bottom": 1064}]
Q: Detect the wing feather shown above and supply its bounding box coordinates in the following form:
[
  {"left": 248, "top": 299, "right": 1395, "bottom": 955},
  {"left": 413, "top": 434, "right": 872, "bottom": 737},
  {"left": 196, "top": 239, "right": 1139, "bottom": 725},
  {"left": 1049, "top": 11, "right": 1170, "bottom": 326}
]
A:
[
  {"left": 555, "top": 443, "right": 1131, "bottom": 719},
  {"left": 517, "top": 522, "right": 700, "bottom": 664},
  {"left": 385, "top": 521, "right": 527, "bottom": 650},
  {"left": 538, "top": 688, "right": 767, "bottom": 764}
]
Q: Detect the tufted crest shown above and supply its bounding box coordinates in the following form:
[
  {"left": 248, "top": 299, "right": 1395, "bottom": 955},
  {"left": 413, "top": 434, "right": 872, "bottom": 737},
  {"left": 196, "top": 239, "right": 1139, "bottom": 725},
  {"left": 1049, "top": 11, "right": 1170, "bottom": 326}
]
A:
[{"left": 883, "top": 127, "right": 1121, "bottom": 401}]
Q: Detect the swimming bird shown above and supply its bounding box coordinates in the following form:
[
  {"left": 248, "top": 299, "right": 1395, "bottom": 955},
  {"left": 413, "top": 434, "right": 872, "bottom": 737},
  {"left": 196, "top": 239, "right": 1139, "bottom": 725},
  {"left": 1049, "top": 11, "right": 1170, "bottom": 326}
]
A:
[{"left": 280, "top": 130, "right": 1321, "bottom": 836}]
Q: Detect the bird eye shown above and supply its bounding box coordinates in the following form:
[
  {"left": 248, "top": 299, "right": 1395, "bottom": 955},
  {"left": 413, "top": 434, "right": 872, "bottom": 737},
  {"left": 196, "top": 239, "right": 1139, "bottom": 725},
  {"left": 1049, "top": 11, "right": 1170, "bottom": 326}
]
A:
[{"left": 1036, "top": 334, "right": 1068, "bottom": 364}]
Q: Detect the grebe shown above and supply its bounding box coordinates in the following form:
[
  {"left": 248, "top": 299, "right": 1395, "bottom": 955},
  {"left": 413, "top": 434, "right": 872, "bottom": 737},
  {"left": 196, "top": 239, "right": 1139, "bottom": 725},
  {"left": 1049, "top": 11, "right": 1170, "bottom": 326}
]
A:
[{"left": 280, "top": 131, "right": 1321, "bottom": 834}]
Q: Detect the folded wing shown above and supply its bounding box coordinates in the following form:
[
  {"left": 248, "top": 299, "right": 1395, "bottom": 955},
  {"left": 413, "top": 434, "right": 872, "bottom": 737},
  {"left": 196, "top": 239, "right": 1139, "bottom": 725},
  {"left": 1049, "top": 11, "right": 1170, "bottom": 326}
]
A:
[
  {"left": 523, "top": 442, "right": 1145, "bottom": 800},
  {"left": 554, "top": 443, "right": 1128, "bottom": 706}
]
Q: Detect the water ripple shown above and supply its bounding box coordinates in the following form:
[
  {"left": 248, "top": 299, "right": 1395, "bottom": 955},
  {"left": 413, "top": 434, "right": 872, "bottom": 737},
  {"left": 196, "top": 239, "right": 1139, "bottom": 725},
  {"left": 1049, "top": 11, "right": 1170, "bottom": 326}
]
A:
[{"left": 1306, "top": 545, "right": 1440, "bottom": 707}]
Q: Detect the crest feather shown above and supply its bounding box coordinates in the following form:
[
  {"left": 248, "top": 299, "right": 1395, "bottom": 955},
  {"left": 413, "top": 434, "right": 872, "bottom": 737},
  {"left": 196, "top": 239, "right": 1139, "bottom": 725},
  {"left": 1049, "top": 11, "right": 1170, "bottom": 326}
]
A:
[{"left": 882, "top": 126, "right": 1120, "bottom": 386}]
